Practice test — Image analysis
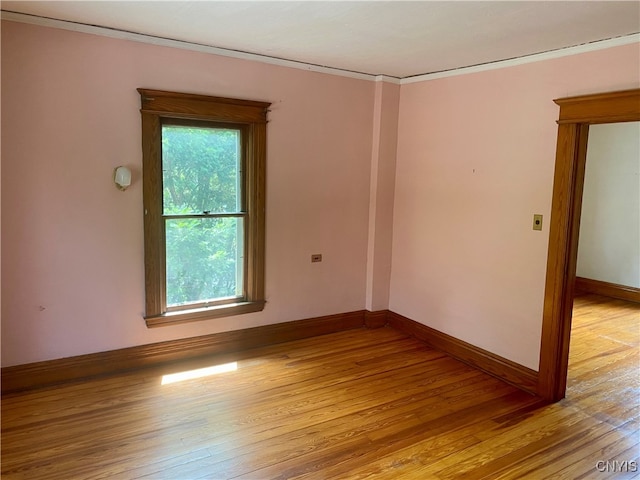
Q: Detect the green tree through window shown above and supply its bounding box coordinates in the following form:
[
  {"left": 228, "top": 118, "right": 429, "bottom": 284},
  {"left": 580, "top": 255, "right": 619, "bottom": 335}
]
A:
[{"left": 162, "top": 125, "right": 243, "bottom": 306}]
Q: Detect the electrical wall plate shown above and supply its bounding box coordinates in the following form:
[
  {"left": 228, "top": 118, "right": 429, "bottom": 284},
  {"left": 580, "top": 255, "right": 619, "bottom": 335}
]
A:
[
  {"left": 533, "top": 214, "right": 543, "bottom": 231},
  {"left": 311, "top": 254, "right": 322, "bottom": 263}
]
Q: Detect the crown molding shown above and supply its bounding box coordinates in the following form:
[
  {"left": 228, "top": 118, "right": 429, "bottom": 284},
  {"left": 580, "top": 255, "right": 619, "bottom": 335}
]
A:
[
  {"left": 401, "top": 33, "right": 640, "bottom": 84},
  {"left": 375, "top": 75, "right": 402, "bottom": 85},
  {"left": 0, "top": 10, "right": 377, "bottom": 82}
]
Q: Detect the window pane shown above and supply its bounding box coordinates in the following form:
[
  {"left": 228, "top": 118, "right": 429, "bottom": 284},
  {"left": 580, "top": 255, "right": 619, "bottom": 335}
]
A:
[
  {"left": 162, "top": 125, "right": 241, "bottom": 214},
  {"left": 166, "top": 217, "right": 244, "bottom": 307}
]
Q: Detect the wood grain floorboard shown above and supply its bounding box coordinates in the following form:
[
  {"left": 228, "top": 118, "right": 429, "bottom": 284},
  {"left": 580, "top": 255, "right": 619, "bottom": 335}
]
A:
[{"left": 2, "top": 294, "right": 638, "bottom": 479}]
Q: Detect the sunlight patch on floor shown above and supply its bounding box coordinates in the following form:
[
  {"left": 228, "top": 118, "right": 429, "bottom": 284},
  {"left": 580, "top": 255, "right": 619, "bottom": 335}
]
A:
[{"left": 161, "top": 362, "right": 238, "bottom": 385}]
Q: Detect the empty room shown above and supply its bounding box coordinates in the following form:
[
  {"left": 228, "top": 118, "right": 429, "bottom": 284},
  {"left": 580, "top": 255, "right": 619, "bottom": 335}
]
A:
[{"left": 1, "top": 2, "right": 639, "bottom": 479}]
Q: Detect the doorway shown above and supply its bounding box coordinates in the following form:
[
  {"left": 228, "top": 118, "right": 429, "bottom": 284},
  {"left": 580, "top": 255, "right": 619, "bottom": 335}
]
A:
[{"left": 537, "top": 88, "right": 640, "bottom": 402}]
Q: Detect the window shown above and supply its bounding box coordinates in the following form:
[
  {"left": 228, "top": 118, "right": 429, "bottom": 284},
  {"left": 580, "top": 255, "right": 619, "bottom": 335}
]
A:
[{"left": 138, "top": 89, "right": 269, "bottom": 327}]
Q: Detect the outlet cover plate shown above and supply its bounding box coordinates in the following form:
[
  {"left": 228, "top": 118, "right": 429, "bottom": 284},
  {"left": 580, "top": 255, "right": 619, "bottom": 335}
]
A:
[{"left": 533, "top": 214, "right": 543, "bottom": 231}]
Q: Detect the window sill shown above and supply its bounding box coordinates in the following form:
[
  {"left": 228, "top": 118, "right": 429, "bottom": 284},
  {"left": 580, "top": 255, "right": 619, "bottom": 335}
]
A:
[{"left": 145, "top": 300, "right": 266, "bottom": 328}]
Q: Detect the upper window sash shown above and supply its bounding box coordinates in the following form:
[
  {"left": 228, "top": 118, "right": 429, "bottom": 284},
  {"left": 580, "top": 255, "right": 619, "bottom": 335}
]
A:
[{"left": 161, "top": 121, "right": 244, "bottom": 216}]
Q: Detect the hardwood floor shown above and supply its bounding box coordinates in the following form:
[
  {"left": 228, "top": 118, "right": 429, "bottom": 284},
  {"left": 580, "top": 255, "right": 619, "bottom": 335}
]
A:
[{"left": 2, "top": 294, "right": 638, "bottom": 479}]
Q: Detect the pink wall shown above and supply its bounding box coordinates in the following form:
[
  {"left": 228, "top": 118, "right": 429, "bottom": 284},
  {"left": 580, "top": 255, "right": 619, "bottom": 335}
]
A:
[
  {"left": 1, "top": 21, "right": 375, "bottom": 366},
  {"left": 390, "top": 43, "right": 640, "bottom": 370}
]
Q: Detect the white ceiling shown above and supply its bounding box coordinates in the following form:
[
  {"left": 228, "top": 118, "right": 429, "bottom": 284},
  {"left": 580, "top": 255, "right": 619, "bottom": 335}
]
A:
[{"left": 3, "top": 1, "right": 639, "bottom": 78}]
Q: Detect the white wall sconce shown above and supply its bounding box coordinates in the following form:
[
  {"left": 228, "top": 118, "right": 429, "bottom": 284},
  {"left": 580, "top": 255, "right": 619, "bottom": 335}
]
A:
[{"left": 114, "top": 166, "right": 132, "bottom": 191}]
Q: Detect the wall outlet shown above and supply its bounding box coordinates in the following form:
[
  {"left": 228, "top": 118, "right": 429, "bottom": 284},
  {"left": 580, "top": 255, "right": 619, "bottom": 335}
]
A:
[
  {"left": 533, "top": 214, "right": 543, "bottom": 231},
  {"left": 311, "top": 254, "right": 322, "bottom": 263}
]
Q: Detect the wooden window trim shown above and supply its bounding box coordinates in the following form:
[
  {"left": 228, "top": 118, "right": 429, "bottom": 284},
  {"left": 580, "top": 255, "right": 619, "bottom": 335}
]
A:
[{"left": 138, "top": 89, "right": 270, "bottom": 327}]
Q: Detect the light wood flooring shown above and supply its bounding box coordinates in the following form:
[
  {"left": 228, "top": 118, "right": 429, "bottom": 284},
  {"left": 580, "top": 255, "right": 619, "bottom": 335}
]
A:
[{"left": 2, "top": 294, "right": 638, "bottom": 479}]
